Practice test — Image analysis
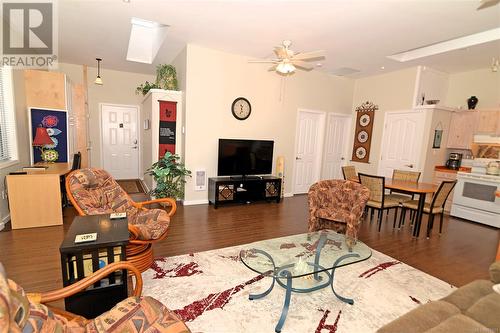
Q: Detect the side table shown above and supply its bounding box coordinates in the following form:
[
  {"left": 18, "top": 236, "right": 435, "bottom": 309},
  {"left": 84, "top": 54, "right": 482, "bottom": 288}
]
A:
[{"left": 60, "top": 214, "right": 129, "bottom": 318}]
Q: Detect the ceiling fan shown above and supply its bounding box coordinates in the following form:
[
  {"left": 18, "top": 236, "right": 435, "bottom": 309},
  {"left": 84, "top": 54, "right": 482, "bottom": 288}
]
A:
[
  {"left": 477, "top": 0, "right": 500, "bottom": 9},
  {"left": 249, "top": 40, "right": 326, "bottom": 74}
]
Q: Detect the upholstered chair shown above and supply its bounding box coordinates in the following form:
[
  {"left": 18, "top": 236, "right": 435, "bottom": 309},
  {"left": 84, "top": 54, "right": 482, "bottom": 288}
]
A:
[
  {"left": 0, "top": 262, "right": 190, "bottom": 332},
  {"left": 341, "top": 165, "right": 357, "bottom": 181},
  {"left": 66, "top": 168, "right": 177, "bottom": 272},
  {"left": 308, "top": 180, "right": 370, "bottom": 244},
  {"left": 399, "top": 180, "right": 457, "bottom": 238},
  {"left": 358, "top": 173, "right": 400, "bottom": 232}
]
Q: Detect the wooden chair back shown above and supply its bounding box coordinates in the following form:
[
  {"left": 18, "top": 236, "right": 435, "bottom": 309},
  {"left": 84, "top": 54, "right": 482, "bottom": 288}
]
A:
[
  {"left": 392, "top": 169, "right": 421, "bottom": 183},
  {"left": 342, "top": 166, "right": 357, "bottom": 180},
  {"left": 358, "top": 173, "right": 385, "bottom": 204},
  {"left": 430, "top": 180, "right": 457, "bottom": 212}
]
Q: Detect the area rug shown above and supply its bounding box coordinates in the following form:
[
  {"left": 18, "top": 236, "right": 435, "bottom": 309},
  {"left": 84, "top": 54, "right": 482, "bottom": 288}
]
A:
[
  {"left": 142, "top": 234, "right": 455, "bottom": 333},
  {"left": 116, "top": 179, "right": 145, "bottom": 194}
]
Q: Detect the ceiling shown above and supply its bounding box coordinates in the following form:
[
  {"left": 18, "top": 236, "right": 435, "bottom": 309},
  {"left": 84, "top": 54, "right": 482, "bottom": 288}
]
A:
[{"left": 59, "top": 0, "right": 500, "bottom": 77}]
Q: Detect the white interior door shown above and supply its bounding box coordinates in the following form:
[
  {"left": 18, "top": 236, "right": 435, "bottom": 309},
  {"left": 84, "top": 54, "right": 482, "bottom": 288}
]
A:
[
  {"left": 378, "top": 110, "right": 426, "bottom": 178},
  {"left": 322, "top": 114, "right": 351, "bottom": 180},
  {"left": 293, "top": 110, "right": 326, "bottom": 194},
  {"left": 101, "top": 104, "right": 139, "bottom": 179}
]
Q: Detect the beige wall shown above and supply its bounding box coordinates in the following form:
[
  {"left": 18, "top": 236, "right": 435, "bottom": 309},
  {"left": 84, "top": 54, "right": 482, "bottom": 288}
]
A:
[
  {"left": 349, "top": 67, "right": 418, "bottom": 174},
  {"left": 446, "top": 68, "right": 500, "bottom": 109},
  {"left": 183, "top": 44, "right": 354, "bottom": 202}
]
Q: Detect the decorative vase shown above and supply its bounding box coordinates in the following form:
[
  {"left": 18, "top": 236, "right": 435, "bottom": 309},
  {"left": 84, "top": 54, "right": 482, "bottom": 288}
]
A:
[{"left": 467, "top": 96, "right": 478, "bottom": 110}]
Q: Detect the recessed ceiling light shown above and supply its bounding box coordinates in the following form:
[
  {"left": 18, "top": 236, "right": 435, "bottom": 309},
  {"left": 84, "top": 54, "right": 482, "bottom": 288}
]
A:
[
  {"left": 380, "top": 66, "right": 385, "bottom": 70},
  {"left": 316, "top": 63, "right": 322, "bottom": 67},
  {"left": 123, "top": 0, "right": 130, "bottom": 2}
]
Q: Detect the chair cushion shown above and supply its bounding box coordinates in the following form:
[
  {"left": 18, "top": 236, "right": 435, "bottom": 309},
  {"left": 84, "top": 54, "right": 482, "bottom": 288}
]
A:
[
  {"left": 465, "top": 292, "right": 500, "bottom": 329},
  {"left": 441, "top": 280, "right": 494, "bottom": 312},
  {"left": 366, "top": 197, "right": 400, "bottom": 209},
  {"left": 385, "top": 193, "right": 413, "bottom": 203},
  {"left": 87, "top": 296, "right": 190, "bottom": 333},
  {"left": 128, "top": 208, "right": 171, "bottom": 240},
  {"left": 425, "top": 314, "right": 490, "bottom": 333},
  {"left": 490, "top": 261, "right": 500, "bottom": 284},
  {"left": 402, "top": 200, "right": 443, "bottom": 214}
]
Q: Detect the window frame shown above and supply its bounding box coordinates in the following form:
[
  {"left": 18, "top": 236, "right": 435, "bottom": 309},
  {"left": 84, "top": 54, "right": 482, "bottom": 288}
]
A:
[{"left": 0, "top": 67, "right": 19, "bottom": 169}]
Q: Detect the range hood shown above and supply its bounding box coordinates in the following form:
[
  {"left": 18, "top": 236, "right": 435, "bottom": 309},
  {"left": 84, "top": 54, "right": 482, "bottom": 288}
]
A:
[{"left": 474, "top": 134, "right": 500, "bottom": 144}]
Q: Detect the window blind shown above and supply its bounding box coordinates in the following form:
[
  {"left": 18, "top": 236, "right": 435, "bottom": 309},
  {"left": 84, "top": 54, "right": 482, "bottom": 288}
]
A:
[{"left": 0, "top": 67, "right": 18, "bottom": 163}]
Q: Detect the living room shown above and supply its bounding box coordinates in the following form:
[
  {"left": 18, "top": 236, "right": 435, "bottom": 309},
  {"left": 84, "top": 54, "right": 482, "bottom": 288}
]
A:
[{"left": 0, "top": 1, "right": 499, "bottom": 332}]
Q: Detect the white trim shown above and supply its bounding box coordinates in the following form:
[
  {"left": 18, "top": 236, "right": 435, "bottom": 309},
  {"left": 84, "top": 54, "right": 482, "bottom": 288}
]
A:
[
  {"left": 99, "top": 103, "right": 141, "bottom": 178},
  {"left": 292, "top": 108, "right": 326, "bottom": 194},
  {"left": 183, "top": 199, "right": 209, "bottom": 206},
  {"left": 283, "top": 192, "right": 293, "bottom": 198},
  {"left": 28, "top": 107, "right": 69, "bottom": 164},
  {"left": 0, "top": 214, "right": 10, "bottom": 231},
  {"left": 0, "top": 159, "right": 19, "bottom": 170}
]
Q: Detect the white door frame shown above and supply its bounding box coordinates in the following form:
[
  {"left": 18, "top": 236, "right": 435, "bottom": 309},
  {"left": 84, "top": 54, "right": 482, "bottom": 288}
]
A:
[
  {"left": 377, "top": 109, "right": 425, "bottom": 176},
  {"left": 99, "top": 103, "right": 141, "bottom": 177},
  {"left": 292, "top": 108, "right": 327, "bottom": 194},
  {"left": 322, "top": 112, "right": 353, "bottom": 178}
]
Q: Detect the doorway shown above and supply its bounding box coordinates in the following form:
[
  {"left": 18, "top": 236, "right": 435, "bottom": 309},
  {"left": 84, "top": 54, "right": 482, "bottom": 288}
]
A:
[
  {"left": 100, "top": 103, "right": 140, "bottom": 179},
  {"left": 322, "top": 113, "right": 352, "bottom": 180},
  {"left": 293, "top": 109, "right": 326, "bottom": 194},
  {"left": 378, "top": 110, "right": 425, "bottom": 178}
]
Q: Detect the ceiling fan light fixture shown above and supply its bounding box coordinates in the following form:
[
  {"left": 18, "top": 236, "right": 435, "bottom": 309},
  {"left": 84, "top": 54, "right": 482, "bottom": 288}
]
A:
[{"left": 276, "top": 62, "right": 296, "bottom": 74}]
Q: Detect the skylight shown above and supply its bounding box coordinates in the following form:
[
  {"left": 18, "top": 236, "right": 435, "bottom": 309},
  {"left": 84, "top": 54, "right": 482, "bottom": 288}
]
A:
[{"left": 126, "top": 17, "right": 168, "bottom": 64}]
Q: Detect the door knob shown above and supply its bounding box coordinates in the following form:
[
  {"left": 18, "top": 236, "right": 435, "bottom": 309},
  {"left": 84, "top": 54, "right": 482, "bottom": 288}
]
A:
[
  {"left": 296, "top": 157, "right": 302, "bottom": 160},
  {"left": 131, "top": 146, "right": 138, "bottom": 149},
  {"left": 405, "top": 164, "right": 414, "bottom": 168},
  {"left": 341, "top": 157, "right": 345, "bottom": 160}
]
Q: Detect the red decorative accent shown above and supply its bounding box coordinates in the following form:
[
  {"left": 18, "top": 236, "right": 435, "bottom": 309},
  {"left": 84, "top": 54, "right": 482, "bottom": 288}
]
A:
[
  {"left": 359, "top": 261, "right": 401, "bottom": 278},
  {"left": 32, "top": 126, "right": 53, "bottom": 146},
  {"left": 174, "top": 274, "right": 264, "bottom": 322},
  {"left": 315, "top": 309, "right": 341, "bottom": 333},
  {"left": 280, "top": 243, "right": 297, "bottom": 249},
  {"left": 158, "top": 144, "right": 176, "bottom": 158},
  {"left": 158, "top": 100, "right": 177, "bottom": 158},
  {"left": 151, "top": 259, "right": 202, "bottom": 279},
  {"left": 159, "top": 101, "right": 177, "bottom": 121},
  {"left": 409, "top": 296, "right": 421, "bottom": 304}
]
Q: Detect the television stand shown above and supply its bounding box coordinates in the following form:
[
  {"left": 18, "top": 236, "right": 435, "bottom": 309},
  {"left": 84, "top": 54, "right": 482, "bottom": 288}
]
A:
[{"left": 208, "top": 176, "right": 282, "bottom": 209}]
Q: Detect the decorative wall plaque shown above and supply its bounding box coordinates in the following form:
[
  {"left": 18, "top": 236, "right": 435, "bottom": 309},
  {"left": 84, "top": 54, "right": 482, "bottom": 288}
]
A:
[{"left": 351, "top": 101, "right": 378, "bottom": 163}]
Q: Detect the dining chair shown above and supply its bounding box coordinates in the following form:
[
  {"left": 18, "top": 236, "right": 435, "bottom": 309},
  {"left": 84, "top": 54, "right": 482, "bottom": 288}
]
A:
[
  {"left": 71, "top": 151, "right": 82, "bottom": 170},
  {"left": 386, "top": 169, "right": 421, "bottom": 202},
  {"left": 358, "top": 173, "right": 400, "bottom": 232},
  {"left": 341, "top": 165, "right": 357, "bottom": 181},
  {"left": 398, "top": 180, "right": 457, "bottom": 238},
  {"left": 62, "top": 152, "right": 82, "bottom": 207}
]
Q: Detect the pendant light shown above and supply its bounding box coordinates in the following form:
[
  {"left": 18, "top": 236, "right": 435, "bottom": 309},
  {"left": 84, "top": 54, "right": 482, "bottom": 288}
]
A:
[{"left": 94, "top": 58, "right": 103, "bottom": 85}]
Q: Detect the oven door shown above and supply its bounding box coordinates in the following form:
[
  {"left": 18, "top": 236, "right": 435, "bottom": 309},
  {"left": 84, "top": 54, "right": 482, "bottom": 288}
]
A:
[{"left": 453, "top": 175, "right": 500, "bottom": 213}]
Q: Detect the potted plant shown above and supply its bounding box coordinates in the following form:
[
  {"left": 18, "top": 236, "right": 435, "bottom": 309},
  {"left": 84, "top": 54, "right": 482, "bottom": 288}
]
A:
[
  {"left": 136, "top": 64, "right": 178, "bottom": 96},
  {"left": 146, "top": 152, "right": 191, "bottom": 200}
]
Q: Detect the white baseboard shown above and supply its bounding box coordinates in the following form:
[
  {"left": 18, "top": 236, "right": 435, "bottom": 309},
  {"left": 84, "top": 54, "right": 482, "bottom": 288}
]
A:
[
  {"left": 0, "top": 214, "right": 10, "bottom": 231},
  {"left": 183, "top": 199, "right": 209, "bottom": 206},
  {"left": 283, "top": 193, "right": 293, "bottom": 198}
]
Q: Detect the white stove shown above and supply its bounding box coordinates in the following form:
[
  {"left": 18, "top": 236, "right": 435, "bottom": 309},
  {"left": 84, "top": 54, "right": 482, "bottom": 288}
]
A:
[{"left": 451, "top": 171, "right": 500, "bottom": 228}]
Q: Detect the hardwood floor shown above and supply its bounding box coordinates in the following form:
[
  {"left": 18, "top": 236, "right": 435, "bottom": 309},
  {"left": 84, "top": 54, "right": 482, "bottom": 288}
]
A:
[{"left": 0, "top": 195, "right": 498, "bottom": 295}]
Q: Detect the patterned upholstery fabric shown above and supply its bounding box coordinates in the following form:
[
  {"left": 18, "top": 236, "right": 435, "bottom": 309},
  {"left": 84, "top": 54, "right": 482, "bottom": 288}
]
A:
[
  {"left": 0, "top": 263, "right": 190, "bottom": 333},
  {"left": 308, "top": 180, "right": 370, "bottom": 241},
  {"left": 341, "top": 166, "right": 357, "bottom": 180},
  {"left": 67, "top": 168, "right": 170, "bottom": 240}
]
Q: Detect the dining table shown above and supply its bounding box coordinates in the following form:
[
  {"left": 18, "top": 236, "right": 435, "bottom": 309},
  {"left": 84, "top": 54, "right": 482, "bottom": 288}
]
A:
[{"left": 350, "top": 177, "right": 438, "bottom": 238}]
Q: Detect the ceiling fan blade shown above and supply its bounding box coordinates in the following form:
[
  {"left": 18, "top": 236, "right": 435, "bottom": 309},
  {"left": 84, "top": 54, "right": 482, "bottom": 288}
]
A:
[
  {"left": 293, "top": 50, "right": 326, "bottom": 61},
  {"left": 291, "top": 60, "right": 314, "bottom": 70},
  {"left": 268, "top": 65, "right": 278, "bottom": 72},
  {"left": 477, "top": 0, "right": 500, "bottom": 9},
  {"left": 273, "top": 47, "right": 287, "bottom": 59},
  {"left": 248, "top": 60, "right": 279, "bottom": 63}
]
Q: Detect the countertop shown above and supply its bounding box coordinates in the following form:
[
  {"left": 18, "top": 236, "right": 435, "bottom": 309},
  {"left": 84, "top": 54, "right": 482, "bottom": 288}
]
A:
[{"left": 434, "top": 165, "right": 471, "bottom": 173}]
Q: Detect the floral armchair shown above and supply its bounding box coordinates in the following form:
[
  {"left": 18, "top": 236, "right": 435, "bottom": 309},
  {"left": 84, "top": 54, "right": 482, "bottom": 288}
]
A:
[
  {"left": 66, "top": 168, "right": 177, "bottom": 272},
  {"left": 308, "top": 179, "right": 370, "bottom": 241},
  {"left": 0, "top": 262, "right": 190, "bottom": 332}
]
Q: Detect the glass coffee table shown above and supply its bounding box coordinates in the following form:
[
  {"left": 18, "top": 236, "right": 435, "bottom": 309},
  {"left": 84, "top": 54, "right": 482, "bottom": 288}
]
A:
[{"left": 239, "top": 230, "right": 372, "bottom": 333}]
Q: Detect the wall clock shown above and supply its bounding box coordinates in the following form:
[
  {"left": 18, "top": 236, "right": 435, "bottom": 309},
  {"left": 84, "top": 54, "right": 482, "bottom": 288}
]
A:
[
  {"left": 351, "top": 101, "right": 378, "bottom": 163},
  {"left": 231, "top": 97, "right": 251, "bottom": 120}
]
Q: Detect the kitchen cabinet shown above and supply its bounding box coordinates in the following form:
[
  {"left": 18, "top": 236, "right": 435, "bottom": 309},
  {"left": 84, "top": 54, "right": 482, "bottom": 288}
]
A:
[
  {"left": 476, "top": 110, "right": 500, "bottom": 135},
  {"left": 446, "top": 111, "right": 478, "bottom": 149},
  {"left": 433, "top": 169, "right": 457, "bottom": 213}
]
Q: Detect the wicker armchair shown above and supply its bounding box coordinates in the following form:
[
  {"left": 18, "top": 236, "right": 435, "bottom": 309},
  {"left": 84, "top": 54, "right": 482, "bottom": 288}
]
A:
[
  {"left": 308, "top": 180, "right": 370, "bottom": 242},
  {"left": 0, "top": 261, "right": 190, "bottom": 332},
  {"left": 66, "top": 168, "right": 177, "bottom": 272}
]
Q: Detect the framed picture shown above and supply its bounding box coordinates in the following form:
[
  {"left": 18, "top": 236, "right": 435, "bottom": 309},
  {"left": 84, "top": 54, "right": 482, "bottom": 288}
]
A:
[
  {"left": 432, "top": 129, "right": 443, "bottom": 149},
  {"left": 28, "top": 108, "right": 69, "bottom": 163}
]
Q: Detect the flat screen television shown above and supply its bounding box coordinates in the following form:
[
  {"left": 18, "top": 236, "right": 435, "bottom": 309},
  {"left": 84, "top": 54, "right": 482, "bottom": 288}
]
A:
[{"left": 218, "top": 139, "right": 274, "bottom": 176}]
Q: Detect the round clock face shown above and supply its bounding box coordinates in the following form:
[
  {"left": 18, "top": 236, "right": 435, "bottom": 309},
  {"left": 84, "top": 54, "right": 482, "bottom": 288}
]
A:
[
  {"left": 232, "top": 97, "right": 251, "bottom": 120},
  {"left": 357, "top": 130, "right": 369, "bottom": 143},
  {"left": 355, "top": 147, "right": 367, "bottom": 159},
  {"left": 359, "top": 114, "right": 371, "bottom": 127}
]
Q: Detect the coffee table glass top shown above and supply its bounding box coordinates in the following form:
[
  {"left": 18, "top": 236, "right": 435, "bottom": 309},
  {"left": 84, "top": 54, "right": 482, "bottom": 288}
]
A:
[{"left": 239, "top": 230, "right": 372, "bottom": 279}]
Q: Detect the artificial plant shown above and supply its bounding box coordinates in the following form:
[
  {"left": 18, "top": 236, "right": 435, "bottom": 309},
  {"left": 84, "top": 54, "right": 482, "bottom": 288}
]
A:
[
  {"left": 136, "top": 64, "right": 178, "bottom": 96},
  {"left": 146, "top": 152, "right": 191, "bottom": 199}
]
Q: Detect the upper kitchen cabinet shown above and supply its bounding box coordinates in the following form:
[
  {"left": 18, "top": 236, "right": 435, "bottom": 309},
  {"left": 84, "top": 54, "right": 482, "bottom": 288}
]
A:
[
  {"left": 413, "top": 66, "right": 449, "bottom": 108},
  {"left": 476, "top": 109, "right": 500, "bottom": 135},
  {"left": 447, "top": 111, "right": 478, "bottom": 149}
]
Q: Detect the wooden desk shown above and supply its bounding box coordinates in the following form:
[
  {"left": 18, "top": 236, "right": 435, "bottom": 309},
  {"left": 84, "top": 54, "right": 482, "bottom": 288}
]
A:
[
  {"left": 6, "top": 163, "right": 72, "bottom": 229},
  {"left": 350, "top": 177, "right": 438, "bottom": 238}
]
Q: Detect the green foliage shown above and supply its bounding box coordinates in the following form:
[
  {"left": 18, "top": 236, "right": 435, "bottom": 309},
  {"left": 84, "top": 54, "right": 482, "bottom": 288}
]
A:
[
  {"left": 146, "top": 152, "right": 191, "bottom": 199},
  {"left": 155, "top": 64, "right": 178, "bottom": 91},
  {"left": 136, "top": 81, "right": 159, "bottom": 96}
]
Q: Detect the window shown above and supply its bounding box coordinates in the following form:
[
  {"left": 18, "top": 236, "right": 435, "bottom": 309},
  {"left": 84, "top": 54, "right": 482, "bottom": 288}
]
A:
[{"left": 0, "top": 67, "right": 18, "bottom": 166}]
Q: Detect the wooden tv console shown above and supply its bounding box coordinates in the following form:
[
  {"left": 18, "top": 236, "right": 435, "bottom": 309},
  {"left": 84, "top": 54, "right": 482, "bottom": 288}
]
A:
[{"left": 208, "top": 176, "right": 282, "bottom": 208}]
